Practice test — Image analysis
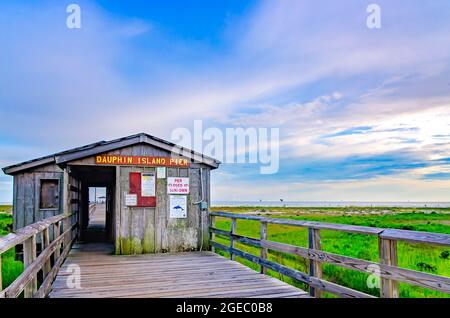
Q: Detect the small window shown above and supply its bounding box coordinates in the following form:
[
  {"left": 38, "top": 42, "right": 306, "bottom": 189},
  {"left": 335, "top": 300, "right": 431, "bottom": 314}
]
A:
[{"left": 40, "top": 179, "right": 60, "bottom": 209}]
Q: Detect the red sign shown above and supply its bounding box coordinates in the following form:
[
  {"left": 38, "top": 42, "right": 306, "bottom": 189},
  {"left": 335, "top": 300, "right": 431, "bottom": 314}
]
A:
[
  {"left": 129, "top": 172, "right": 156, "bottom": 207},
  {"left": 95, "top": 155, "right": 189, "bottom": 167}
]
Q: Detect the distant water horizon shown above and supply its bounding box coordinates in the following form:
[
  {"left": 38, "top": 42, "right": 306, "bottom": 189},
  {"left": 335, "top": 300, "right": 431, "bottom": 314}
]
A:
[
  {"left": 212, "top": 201, "right": 450, "bottom": 208},
  {"left": 3, "top": 201, "right": 450, "bottom": 208}
]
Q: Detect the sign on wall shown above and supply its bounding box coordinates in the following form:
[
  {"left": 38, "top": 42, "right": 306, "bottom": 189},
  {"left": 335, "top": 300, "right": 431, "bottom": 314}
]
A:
[
  {"left": 169, "top": 195, "right": 187, "bottom": 218},
  {"left": 96, "top": 155, "right": 189, "bottom": 167},
  {"left": 141, "top": 173, "right": 156, "bottom": 197},
  {"left": 156, "top": 167, "right": 166, "bottom": 179},
  {"left": 125, "top": 194, "right": 137, "bottom": 206},
  {"left": 167, "top": 177, "right": 190, "bottom": 194},
  {"left": 129, "top": 172, "right": 156, "bottom": 207}
]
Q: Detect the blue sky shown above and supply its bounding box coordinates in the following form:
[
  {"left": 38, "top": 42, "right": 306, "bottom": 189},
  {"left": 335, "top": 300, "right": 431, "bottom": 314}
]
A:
[{"left": 1, "top": 0, "right": 450, "bottom": 202}]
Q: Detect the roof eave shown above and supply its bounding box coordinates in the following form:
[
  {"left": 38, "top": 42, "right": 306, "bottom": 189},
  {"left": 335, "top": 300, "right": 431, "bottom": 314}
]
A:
[
  {"left": 2, "top": 133, "right": 221, "bottom": 175},
  {"left": 2, "top": 157, "right": 56, "bottom": 175},
  {"left": 55, "top": 135, "right": 220, "bottom": 169},
  {"left": 55, "top": 136, "right": 141, "bottom": 165}
]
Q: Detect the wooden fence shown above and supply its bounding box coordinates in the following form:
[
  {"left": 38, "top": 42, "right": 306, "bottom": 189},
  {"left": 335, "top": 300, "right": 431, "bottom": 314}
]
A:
[
  {"left": 209, "top": 211, "right": 450, "bottom": 298},
  {"left": 0, "top": 212, "right": 77, "bottom": 298}
]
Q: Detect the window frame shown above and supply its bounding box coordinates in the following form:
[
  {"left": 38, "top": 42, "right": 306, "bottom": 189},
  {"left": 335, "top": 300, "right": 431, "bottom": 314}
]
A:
[{"left": 38, "top": 178, "right": 61, "bottom": 211}]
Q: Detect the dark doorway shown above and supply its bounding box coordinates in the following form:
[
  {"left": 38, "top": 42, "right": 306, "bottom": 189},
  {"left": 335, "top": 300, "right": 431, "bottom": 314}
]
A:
[
  {"left": 86, "top": 187, "right": 107, "bottom": 241},
  {"left": 68, "top": 165, "right": 116, "bottom": 244}
]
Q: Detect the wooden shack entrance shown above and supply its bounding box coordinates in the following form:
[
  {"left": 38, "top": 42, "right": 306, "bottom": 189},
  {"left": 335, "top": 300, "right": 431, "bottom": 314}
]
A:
[
  {"left": 67, "top": 165, "right": 116, "bottom": 244},
  {"left": 3, "top": 133, "right": 221, "bottom": 255}
]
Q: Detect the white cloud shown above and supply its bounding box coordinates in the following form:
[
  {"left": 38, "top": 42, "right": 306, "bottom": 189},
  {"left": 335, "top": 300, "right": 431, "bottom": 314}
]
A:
[
  {"left": 1, "top": 0, "right": 450, "bottom": 202},
  {"left": 212, "top": 173, "right": 450, "bottom": 202}
]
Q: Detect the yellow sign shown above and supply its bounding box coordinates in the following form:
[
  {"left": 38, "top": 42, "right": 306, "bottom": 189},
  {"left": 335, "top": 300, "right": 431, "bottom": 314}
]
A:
[{"left": 95, "top": 155, "right": 189, "bottom": 167}]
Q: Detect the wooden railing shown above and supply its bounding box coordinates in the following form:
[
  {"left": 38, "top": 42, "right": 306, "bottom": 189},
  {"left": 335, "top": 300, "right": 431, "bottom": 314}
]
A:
[
  {"left": 209, "top": 211, "right": 450, "bottom": 298},
  {"left": 89, "top": 203, "right": 96, "bottom": 217},
  {"left": 0, "top": 213, "right": 78, "bottom": 298}
]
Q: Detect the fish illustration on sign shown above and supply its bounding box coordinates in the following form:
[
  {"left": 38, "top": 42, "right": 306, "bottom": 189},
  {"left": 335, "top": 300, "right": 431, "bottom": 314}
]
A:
[
  {"left": 173, "top": 205, "right": 185, "bottom": 212},
  {"left": 170, "top": 195, "right": 187, "bottom": 218}
]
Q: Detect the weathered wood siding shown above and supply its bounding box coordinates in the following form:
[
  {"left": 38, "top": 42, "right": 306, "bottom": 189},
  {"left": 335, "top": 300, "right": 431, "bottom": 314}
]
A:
[
  {"left": 12, "top": 164, "right": 64, "bottom": 231},
  {"left": 68, "top": 175, "right": 81, "bottom": 241},
  {"left": 69, "top": 143, "right": 211, "bottom": 255},
  {"left": 117, "top": 165, "right": 156, "bottom": 254},
  {"left": 11, "top": 143, "right": 212, "bottom": 255}
]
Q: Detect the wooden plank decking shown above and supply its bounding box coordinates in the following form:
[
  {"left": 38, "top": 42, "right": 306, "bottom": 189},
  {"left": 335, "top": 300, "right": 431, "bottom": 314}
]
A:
[
  {"left": 49, "top": 243, "right": 309, "bottom": 298},
  {"left": 87, "top": 203, "right": 106, "bottom": 229}
]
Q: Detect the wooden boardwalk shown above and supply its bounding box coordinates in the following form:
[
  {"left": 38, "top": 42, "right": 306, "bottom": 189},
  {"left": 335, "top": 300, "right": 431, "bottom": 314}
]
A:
[
  {"left": 2, "top": 211, "right": 450, "bottom": 298},
  {"left": 49, "top": 243, "right": 309, "bottom": 298},
  {"left": 87, "top": 203, "right": 106, "bottom": 229}
]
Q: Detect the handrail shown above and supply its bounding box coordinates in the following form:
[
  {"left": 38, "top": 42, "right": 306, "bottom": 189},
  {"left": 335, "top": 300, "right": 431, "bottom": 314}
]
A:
[
  {"left": 0, "top": 214, "right": 68, "bottom": 254},
  {"left": 89, "top": 203, "right": 96, "bottom": 217},
  {"left": 0, "top": 212, "right": 78, "bottom": 298},
  {"left": 211, "top": 211, "right": 450, "bottom": 245},
  {"left": 210, "top": 211, "right": 450, "bottom": 298}
]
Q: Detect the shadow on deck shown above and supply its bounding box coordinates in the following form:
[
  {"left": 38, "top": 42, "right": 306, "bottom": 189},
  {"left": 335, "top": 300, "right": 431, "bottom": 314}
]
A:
[{"left": 49, "top": 243, "right": 309, "bottom": 298}]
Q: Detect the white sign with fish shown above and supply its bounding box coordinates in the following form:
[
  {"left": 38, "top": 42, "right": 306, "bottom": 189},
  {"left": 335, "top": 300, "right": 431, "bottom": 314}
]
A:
[{"left": 169, "top": 195, "right": 187, "bottom": 218}]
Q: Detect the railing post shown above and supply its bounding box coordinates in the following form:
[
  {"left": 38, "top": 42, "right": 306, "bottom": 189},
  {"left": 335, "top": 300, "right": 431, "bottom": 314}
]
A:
[
  {"left": 260, "top": 221, "right": 268, "bottom": 274},
  {"left": 74, "top": 212, "right": 79, "bottom": 242},
  {"left": 54, "top": 222, "right": 61, "bottom": 260},
  {"left": 230, "top": 218, "right": 237, "bottom": 260},
  {"left": 308, "top": 228, "right": 322, "bottom": 298},
  {"left": 23, "top": 235, "right": 37, "bottom": 297},
  {"left": 378, "top": 237, "right": 399, "bottom": 298},
  {"left": 63, "top": 217, "right": 70, "bottom": 248},
  {"left": 63, "top": 169, "right": 70, "bottom": 248},
  {"left": 210, "top": 214, "right": 216, "bottom": 253},
  {"left": 42, "top": 228, "right": 51, "bottom": 278},
  {"left": 0, "top": 254, "right": 2, "bottom": 292}
]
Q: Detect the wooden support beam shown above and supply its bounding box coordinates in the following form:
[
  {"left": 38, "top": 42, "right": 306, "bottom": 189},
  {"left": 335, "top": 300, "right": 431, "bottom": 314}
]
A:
[
  {"left": 54, "top": 222, "right": 61, "bottom": 260},
  {"left": 261, "top": 238, "right": 450, "bottom": 293},
  {"left": 23, "top": 235, "right": 37, "bottom": 297},
  {"left": 63, "top": 169, "right": 71, "bottom": 247},
  {"left": 260, "top": 221, "right": 268, "bottom": 274},
  {"left": 0, "top": 214, "right": 72, "bottom": 255},
  {"left": 210, "top": 214, "right": 216, "bottom": 253},
  {"left": 308, "top": 228, "right": 322, "bottom": 297},
  {"left": 42, "top": 228, "right": 51, "bottom": 278},
  {"left": 210, "top": 227, "right": 262, "bottom": 248},
  {"left": 34, "top": 235, "right": 76, "bottom": 298},
  {"left": 4, "top": 224, "right": 76, "bottom": 298},
  {"left": 70, "top": 185, "right": 80, "bottom": 193},
  {"left": 379, "top": 237, "right": 399, "bottom": 298},
  {"left": 209, "top": 212, "right": 450, "bottom": 297},
  {"left": 211, "top": 241, "right": 375, "bottom": 298},
  {"left": 0, "top": 254, "right": 2, "bottom": 292},
  {"left": 0, "top": 213, "right": 77, "bottom": 298},
  {"left": 230, "top": 218, "right": 236, "bottom": 260},
  {"left": 211, "top": 211, "right": 385, "bottom": 235}
]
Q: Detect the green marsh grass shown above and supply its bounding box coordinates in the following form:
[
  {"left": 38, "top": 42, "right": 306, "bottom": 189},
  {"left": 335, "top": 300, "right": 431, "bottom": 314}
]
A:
[
  {"left": 0, "top": 211, "right": 24, "bottom": 289},
  {"left": 211, "top": 207, "right": 450, "bottom": 298}
]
